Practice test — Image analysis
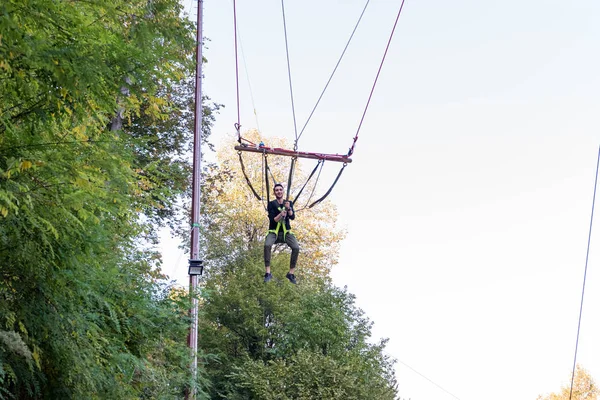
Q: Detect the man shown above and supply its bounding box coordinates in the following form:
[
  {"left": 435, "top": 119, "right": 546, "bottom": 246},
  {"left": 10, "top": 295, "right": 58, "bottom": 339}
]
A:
[{"left": 264, "top": 183, "right": 300, "bottom": 284}]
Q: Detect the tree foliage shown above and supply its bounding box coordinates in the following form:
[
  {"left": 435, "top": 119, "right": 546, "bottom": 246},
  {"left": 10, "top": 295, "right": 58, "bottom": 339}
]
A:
[
  {"left": 2, "top": 1, "right": 398, "bottom": 399},
  {"left": 197, "top": 254, "right": 398, "bottom": 400},
  {"left": 193, "top": 131, "right": 397, "bottom": 398},
  {"left": 0, "top": 0, "right": 211, "bottom": 398},
  {"left": 537, "top": 365, "right": 599, "bottom": 400}
]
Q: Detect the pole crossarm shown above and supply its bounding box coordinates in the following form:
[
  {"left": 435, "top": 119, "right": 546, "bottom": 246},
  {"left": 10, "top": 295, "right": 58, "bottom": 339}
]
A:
[{"left": 235, "top": 145, "right": 352, "bottom": 163}]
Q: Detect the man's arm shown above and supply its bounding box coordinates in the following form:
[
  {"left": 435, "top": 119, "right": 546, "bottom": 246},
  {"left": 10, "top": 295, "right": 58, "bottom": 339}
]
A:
[
  {"left": 267, "top": 201, "right": 278, "bottom": 224},
  {"left": 269, "top": 201, "right": 287, "bottom": 223}
]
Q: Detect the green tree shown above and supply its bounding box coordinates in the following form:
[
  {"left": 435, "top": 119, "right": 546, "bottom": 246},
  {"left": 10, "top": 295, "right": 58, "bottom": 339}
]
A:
[
  {"left": 537, "top": 365, "right": 599, "bottom": 400},
  {"left": 197, "top": 252, "right": 398, "bottom": 400},
  {"left": 0, "top": 0, "right": 212, "bottom": 398},
  {"left": 194, "top": 130, "right": 396, "bottom": 399},
  {"left": 124, "top": 73, "right": 222, "bottom": 235}
]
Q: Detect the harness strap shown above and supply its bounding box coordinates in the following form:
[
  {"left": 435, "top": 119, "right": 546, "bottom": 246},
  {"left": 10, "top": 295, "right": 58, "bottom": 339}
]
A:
[
  {"left": 264, "top": 153, "right": 271, "bottom": 204},
  {"left": 309, "top": 163, "right": 347, "bottom": 208},
  {"left": 238, "top": 151, "right": 262, "bottom": 201},
  {"left": 267, "top": 205, "right": 294, "bottom": 240},
  {"left": 286, "top": 156, "right": 297, "bottom": 200}
]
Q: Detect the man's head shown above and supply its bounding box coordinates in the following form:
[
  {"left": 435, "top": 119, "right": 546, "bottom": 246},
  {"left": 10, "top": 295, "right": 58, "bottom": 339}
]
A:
[{"left": 273, "top": 183, "right": 284, "bottom": 200}]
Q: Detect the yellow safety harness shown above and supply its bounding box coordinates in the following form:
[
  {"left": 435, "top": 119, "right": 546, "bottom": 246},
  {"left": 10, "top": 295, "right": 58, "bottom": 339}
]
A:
[{"left": 268, "top": 205, "right": 294, "bottom": 241}]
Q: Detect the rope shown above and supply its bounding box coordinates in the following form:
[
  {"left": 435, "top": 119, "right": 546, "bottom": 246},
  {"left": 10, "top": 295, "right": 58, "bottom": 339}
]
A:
[
  {"left": 233, "top": 0, "right": 241, "bottom": 137},
  {"left": 297, "top": 0, "right": 371, "bottom": 143},
  {"left": 348, "top": 0, "right": 407, "bottom": 157},
  {"left": 280, "top": 0, "right": 299, "bottom": 151},
  {"left": 568, "top": 145, "right": 600, "bottom": 400}
]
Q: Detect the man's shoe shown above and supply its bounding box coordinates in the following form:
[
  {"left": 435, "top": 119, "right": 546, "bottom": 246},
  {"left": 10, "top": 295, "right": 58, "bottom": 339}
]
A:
[
  {"left": 285, "top": 272, "right": 297, "bottom": 284},
  {"left": 264, "top": 273, "right": 273, "bottom": 283}
]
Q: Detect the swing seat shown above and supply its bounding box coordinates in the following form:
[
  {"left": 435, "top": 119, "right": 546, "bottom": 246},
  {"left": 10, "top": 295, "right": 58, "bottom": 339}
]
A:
[{"left": 236, "top": 141, "right": 348, "bottom": 209}]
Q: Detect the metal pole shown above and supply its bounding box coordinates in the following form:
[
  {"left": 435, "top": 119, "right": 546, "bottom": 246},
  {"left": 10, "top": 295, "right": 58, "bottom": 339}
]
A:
[{"left": 186, "top": 0, "right": 204, "bottom": 398}]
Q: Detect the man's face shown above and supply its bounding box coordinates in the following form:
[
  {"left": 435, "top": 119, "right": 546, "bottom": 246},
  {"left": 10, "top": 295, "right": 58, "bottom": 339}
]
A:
[{"left": 274, "top": 185, "right": 284, "bottom": 199}]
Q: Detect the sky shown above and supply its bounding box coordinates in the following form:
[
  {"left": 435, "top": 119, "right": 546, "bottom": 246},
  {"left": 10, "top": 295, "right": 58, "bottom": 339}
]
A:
[{"left": 162, "top": 1, "right": 600, "bottom": 399}]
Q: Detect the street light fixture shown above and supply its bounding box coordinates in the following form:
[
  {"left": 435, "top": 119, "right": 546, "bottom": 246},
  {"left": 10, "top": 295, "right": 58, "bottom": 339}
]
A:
[{"left": 188, "top": 259, "right": 204, "bottom": 276}]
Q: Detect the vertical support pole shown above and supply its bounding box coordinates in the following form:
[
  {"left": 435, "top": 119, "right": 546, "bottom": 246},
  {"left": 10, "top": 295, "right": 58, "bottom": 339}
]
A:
[{"left": 186, "top": 0, "right": 204, "bottom": 399}]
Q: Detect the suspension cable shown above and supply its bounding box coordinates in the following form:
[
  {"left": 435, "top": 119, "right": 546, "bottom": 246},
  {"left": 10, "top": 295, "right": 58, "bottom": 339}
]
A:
[
  {"left": 569, "top": 145, "right": 600, "bottom": 400},
  {"left": 280, "top": 0, "right": 299, "bottom": 151},
  {"left": 238, "top": 33, "right": 261, "bottom": 132},
  {"left": 233, "top": 0, "right": 241, "bottom": 139},
  {"left": 348, "top": 0, "right": 406, "bottom": 157},
  {"left": 296, "top": 0, "right": 371, "bottom": 144}
]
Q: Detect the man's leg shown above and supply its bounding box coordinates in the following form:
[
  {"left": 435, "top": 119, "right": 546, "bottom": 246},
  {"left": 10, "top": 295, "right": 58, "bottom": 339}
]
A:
[
  {"left": 263, "top": 233, "right": 277, "bottom": 281},
  {"left": 285, "top": 234, "right": 300, "bottom": 284}
]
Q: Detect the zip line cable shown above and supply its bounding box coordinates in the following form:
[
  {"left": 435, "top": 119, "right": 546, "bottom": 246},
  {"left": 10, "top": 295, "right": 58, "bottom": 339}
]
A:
[
  {"left": 233, "top": 0, "right": 241, "bottom": 134},
  {"left": 280, "top": 0, "right": 299, "bottom": 151},
  {"left": 231, "top": 0, "right": 261, "bottom": 133},
  {"left": 239, "top": 35, "right": 261, "bottom": 132},
  {"left": 186, "top": 0, "right": 194, "bottom": 21},
  {"left": 348, "top": 0, "right": 407, "bottom": 157},
  {"left": 296, "top": 0, "right": 371, "bottom": 144},
  {"left": 568, "top": 145, "right": 600, "bottom": 400},
  {"left": 396, "top": 358, "right": 462, "bottom": 400}
]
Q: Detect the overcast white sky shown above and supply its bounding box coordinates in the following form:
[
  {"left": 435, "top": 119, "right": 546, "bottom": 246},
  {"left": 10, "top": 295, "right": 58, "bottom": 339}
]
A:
[{"left": 163, "top": 1, "right": 600, "bottom": 399}]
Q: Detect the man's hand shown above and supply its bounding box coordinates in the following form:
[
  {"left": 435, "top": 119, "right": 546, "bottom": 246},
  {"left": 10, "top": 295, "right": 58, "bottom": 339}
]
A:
[{"left": 284, "top": 201, "right": 291, "bottom": 210}]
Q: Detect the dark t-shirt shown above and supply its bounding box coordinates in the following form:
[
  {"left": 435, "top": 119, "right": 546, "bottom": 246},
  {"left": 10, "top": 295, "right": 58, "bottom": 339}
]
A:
[{"left": 267, "top": 199, "right": 295, "bottom": 231}]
